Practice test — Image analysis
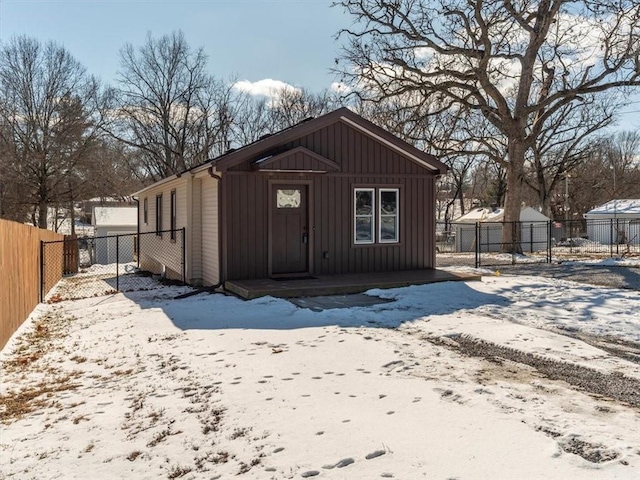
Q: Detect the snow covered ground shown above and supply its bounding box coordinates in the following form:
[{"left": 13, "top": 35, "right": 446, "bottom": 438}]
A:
[{"left": 1, "top": 274, "right": 640, "bottom": 479}]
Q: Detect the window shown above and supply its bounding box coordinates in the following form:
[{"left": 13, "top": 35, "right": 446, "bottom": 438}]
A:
[
  {"left": 155, "top": 194, "right": 163, "bottom": 235},
  {"left": 170, "top": 189, "right": 177, "bottom": 240},
  {"left": 143, "top": 198, "right": 148, "bottom": 224},
  {"left": 354, "top": 187, "right": 399, "bottom": 245},
  {"left": 277, "top": 189, "right": 301, "bottom": 208},
  {"left": 354, "top": 188, "right": 375, "bottom": 244},
  {"left": 379, "top": 189, "right": 399, "bottom": 243}
]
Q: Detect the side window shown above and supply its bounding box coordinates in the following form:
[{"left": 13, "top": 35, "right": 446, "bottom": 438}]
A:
[
  {"left": 379, "top": 189, "right": 399, "bottom": 243},
  {"left": 170, "top": 190, "right": 177, "bottom": 240},
  {"left": 354, "top": 188, "right": 375, "bottom": 244},
  {"left": 143, "top": 198, "right": 148, "bottom": 224},
  {"left": 354, "top": 187, "right": 400, "bottom": 244},
  {"left": 155, "top": 194, "right": 163, "bottom": 235}
]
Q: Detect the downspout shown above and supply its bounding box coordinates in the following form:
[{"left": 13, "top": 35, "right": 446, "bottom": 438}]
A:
[{"left": 208, "top": 167, "right": 224, "bottom": 291}]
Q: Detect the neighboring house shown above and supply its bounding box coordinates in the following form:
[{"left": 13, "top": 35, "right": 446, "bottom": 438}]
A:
[
  {"left": 92, "top": 207, "right": 138, "bottom": 264},
  {"left": 132, "top": 107, "right": 448, "bottom": 286},
  {"left": 584, "top": 199, "right": 640, "bottom": 245},
  {"left": 453, "top": 207, "right": 550, "bottom": 253}
]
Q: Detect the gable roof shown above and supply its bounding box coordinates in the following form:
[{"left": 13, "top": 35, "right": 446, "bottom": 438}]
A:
[
  {"left": 252, "top": 146, "right": 340, "bottom": 172},
  {"left": 585, "top": 199, "right": 640, "bottom": 216},
  {"left": 455, "top": 206, "right": 549, "bottom": 223},
  {"left": 134, "top": 108, "right": 447, "bottom": 197},
  {"left": 209, "top": 107, "right": 447, "bottom": 174}
]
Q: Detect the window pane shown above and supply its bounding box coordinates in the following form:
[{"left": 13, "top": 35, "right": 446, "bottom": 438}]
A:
[
  {"left": 380, "top": 216, "right": 397, "bottom": 241},
  {"left": 355, "top": 190, "right": 373, "bottom": 215},
  {"left": 356, "top": 217, "right": 373, "bottom": 241},
  {"left": 380, "top": 190, "right": 397, "bottom": 214},
  {"left": 277, "top": 189, "right": 301, "bottom": 208}
]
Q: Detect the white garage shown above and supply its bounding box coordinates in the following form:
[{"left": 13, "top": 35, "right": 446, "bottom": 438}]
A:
[
  {"left": 584, "top": 199, "right": 640, "bottom": 245},
  {"left": 453, "top": 207, "right": 550, "bottom": 253},
  {"left": 92, "top": 207, "right": 138, "bottom": 264}
]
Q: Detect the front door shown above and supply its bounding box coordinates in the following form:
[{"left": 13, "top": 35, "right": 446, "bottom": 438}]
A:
[{"left": 271, "top": 185, "right": 309, "bottom": 275}]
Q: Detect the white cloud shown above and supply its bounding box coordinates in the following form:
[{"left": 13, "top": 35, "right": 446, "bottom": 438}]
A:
[
  {"left": 330, "top": 81, "right": 351, "bottom": 94},
  {"left": 233, "top": 78, "right": 300, "bottom": 98}
]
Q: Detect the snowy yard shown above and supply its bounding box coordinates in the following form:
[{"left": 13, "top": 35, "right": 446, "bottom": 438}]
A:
[{"left": 1, "top": 273, "right": 640, "bottom": 479}]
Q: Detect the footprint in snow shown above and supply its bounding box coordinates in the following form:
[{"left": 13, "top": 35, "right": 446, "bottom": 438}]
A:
[
  {"left": 365, "top": 450, "right": 386, "bottom": 460},
  {"left": 322, "top": 458, "right": 355, "bottom": 469},
  {"left": 301, "top": 471, "right": 320, "bottom": 478}
]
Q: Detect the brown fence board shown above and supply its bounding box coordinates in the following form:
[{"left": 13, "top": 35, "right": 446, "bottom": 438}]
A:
[{"left": 0, "top": 220, "right": 63, "bottom": 349}]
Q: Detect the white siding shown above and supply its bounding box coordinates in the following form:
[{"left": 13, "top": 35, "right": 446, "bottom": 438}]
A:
[
  {"left": 201, "top": 176, "right": 219, "bottom": 285},
  {"left": 138, "top": 178, "right": 188, "bottom": 281},
  {"left": 189, "top": 178, "right": 203, "bottom": 283}
]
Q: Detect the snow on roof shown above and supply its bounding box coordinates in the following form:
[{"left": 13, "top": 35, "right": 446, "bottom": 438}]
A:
[
  {"left": 455, "top": 207, "right": 505, "bottom": 223},
  {"left": 92, "top": 207, "right": 138, "bottom": 227},
  {"left": 454, "top": 206, "right": 549, "bottom": 223},
  {"left": 585, "top": 199, "right": 640, "bottom": 216}
]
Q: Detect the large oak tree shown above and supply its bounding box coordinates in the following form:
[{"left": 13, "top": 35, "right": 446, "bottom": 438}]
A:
[{"left": 336, "top": 0, "right": 640, "bottom": 249}]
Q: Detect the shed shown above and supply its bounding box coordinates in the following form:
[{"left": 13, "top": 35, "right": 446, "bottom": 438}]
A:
[
  {"left": 584, "top": 200, "right": 640, "bottom": 245},
  {"left": 453, "top": 207, "right": 550, "bottom": 252},
  {"left": 132, "top": 107, "right": 448, "bottom": 288},
  {"left": 92, "top": 207, "right": 138, "bottom": 264}
]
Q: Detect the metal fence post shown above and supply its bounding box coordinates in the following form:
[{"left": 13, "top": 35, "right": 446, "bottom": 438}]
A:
[
  {"left": 547, "top": 221, "right": 552, "bottom": 263},
  {"left": 475, "top": 222, "right": 480, "bottom": 268},
  {"left": 182, "top": 227, "right": 186, "bottom": 285},
  {"left": 616, "top": 218, "right": 620, "bottom": 255},
  {"left": 40, "top": 240, "right": 45, "bottom": 302},
  {"left": 610, "top": 219, "right": 614, "bottom": 257},
  {"left": 116, "top": 235, "right": 120, "bottom": 291},
  {"left": 529, "top": 223, "right": 533, "bottom": 253}
]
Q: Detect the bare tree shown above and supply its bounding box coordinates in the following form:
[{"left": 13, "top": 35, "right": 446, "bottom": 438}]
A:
[
  {"left": 524, "top": 96, "right": 618, "bottom": 216},
  {"left": 336, "top": 0, "right": 640, "bottom": 250},
  {"left": 230, "top": 87, "right": 343, "bottom": 145},
  {"left": 105, "top": 31, "right": 234, "bottom": 181},
  {"left": 565, "top": 130, "right": 640, "bottom": 217},
  {"left": 0, "top": 36, "right": 102, "bottom": 228}
]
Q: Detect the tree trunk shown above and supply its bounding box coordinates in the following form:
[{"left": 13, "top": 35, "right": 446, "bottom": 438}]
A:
[
  {"left": 502, "top": 141, "right": 527, "bottom": 253},
  {"left": 38, "top": 200, "right": 48, "bottom": 229}
]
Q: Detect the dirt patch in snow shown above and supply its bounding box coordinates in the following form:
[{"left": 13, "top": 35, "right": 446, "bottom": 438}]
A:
[{"left": 429, "top": 334, "right": 640, "bottom": 408}]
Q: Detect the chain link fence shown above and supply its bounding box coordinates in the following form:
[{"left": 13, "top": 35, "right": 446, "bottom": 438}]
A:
[
  {"left": 436, "top": 218, "right": 640, "bottom": 268},
  {"left": 41, "top": 229, "right": 185, "bottom": 301}
]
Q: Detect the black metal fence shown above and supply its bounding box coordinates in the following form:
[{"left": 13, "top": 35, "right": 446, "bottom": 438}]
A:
[
  {"left": 41, "top": 228, "right": 185, "bottom": 301},
  {"left": 436, "top": 218, "right": 640, "bottom": 268}
]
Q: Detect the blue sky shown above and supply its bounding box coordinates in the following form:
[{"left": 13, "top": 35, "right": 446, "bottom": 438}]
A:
[
  {"left": 1, "top": 0, "right": 638, "bottom": 130},
  {"left": 1, "top": 0, "right": 346, "bottom": 91}
]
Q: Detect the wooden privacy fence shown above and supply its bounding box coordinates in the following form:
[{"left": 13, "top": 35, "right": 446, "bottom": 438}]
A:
[{"left": 0, "top": 219, "right": 64, "bottom": 349}]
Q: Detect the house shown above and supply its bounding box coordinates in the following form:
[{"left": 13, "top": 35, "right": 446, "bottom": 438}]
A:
[
  {"left": 453, "top": 206, "right": 550, "bottom": 253},
  {"left": 132, "top": 108, "right": 448, "bottom": 288},
  {"left": 92, "top": 206, "right": 138, "bottom": 264},
  {"left": 584, "top": 199, "right": 640, "bottom": 245}
]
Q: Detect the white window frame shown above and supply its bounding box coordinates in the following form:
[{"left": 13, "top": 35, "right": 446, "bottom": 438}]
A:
[
  {"left": 378, "top": 188, "right": 399, "bottom": 243},
  {"left": 354, "top": 188, "right": 375, "bottom": 245}
]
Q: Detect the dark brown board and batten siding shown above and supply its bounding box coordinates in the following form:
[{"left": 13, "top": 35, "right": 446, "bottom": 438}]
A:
[{"left": 221, "top": 120, "right": 436, "bottom": 281}]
